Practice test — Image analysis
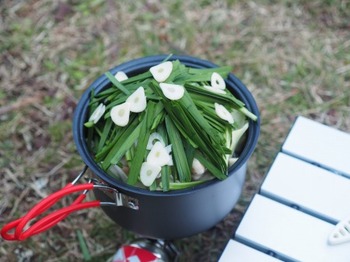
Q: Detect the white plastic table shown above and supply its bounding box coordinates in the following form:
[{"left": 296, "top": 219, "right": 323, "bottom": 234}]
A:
[{"left": 219, "top": 116, "right": 350, "bottom": 262}]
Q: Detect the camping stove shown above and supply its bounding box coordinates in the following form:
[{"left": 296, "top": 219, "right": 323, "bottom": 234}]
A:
[{"left": 110, "top": 238, "right": 179, "bottom": 262}]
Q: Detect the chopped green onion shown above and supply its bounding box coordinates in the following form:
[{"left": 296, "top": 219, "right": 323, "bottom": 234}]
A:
[
  {"left": 105, "top": 71, "right": 130, "bottom": 95},
  {"left": 84, "top": 59, "right": 257, "bottom": 191},
  {"left": 160, "top": 165, "right": 171, "bottom": 191},
  {"left": 165, "top": 116, "right": 191, "bottom": 182},
  {"left": 203, "top": 85, "right": 226, "bottom": 95},
  {"left": 127, "top": 101, "right": 159, "bottom": 185},
  {"left": 169, "top": 180, "right": 208, "bottom": 190},
  {"left": 101, "top": 117, "right": 140, "bottom": 170},
  {"left": 97, "top": 118, "right": 113, "bottom": 152}
]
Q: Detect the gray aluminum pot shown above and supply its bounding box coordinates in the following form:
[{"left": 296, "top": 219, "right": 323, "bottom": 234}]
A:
[{"left": 73, "top": 55, "right": 260, "bottom": 240}]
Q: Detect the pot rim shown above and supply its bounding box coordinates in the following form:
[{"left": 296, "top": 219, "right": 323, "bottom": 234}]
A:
[{"left": 73, "top": 54, "right": 260, "bottom": 197}]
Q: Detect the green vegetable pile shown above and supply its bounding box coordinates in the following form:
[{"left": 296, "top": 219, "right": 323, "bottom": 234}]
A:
[{"left": 84, "top": 58, "right": 257, "bottom": 191}]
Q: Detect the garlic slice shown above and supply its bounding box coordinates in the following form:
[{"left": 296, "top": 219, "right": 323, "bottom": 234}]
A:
[
  {"left": 110, "top": 102, "right": 131, "bottom": 127},
  {"left": 88, "top": 103, "right": 106, "bottom": 124},
  {"left": 159, "top": 83, "right": 185, "bottom": 100},
  {"left": 126, "top": 86, "right": 147, "bottom": 113},
  {"left": 140, "top": 162, "right": 161, "bottom": 187},
  {"left": 114, "top": 71, "right": 128, "bottom": 82},
  {"left": 146, "top": 132, "right": 165, "bottom": 150},
  {"left": 215, "top": 103, "right": 234, "bottom": 124},
  {"left": 149, "top": 61, "right": 173, "bottom": 82},
  {"left": 203, "top": 85, "right": 226, "bottom": 95},
  {"left": 146, "top": 141, "right": 171, "bottom": 167},
  {"left": 211, "top": 72, "right": 226, "bottom": 90},
  {"left": 191, "top": 158, "right": 206, "bottom": 180}
]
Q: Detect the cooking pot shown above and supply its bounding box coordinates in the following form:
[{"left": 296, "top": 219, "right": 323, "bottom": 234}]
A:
[
  {"left": 1, "top": 55, "right": 259, "bottom": 241},
  {"left": 74, "top": 55, "right": 260, "bottom": 239}
]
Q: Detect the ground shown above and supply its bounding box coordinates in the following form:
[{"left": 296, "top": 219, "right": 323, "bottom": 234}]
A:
[{"left": 0, "top": 0, "right": 349, "bottom": 261}]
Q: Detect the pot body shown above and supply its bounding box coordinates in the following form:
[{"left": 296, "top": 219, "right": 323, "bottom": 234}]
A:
[
  {"left": 93, "top": 165, "right": 246, "bottom": 239},
  {"left": 73, "top": 55, "right": 260, "bottom": 240}
]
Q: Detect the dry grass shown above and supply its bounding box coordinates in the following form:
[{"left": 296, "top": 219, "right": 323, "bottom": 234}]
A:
[{"left": 1, "top": 0, "right": 349, "bottom": 261}]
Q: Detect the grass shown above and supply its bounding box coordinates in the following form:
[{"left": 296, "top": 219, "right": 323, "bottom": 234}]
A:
[{"left": 0, "top": 0, "right": 349, "bottom": 261}]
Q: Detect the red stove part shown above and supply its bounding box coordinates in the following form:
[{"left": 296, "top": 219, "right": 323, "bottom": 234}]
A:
[{"left": 112, "top": 245, "right": 159, "bottom": 262}]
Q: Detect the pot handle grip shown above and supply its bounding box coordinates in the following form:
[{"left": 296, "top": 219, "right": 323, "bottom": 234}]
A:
[{"left": 1, "top": 172, "right": 101, "bottom": 241}]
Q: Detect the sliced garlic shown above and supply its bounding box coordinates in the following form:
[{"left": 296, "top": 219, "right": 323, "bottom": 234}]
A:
[
  {"left": 146, "top": 132, "right": 165, "bottom": 150},
  {"left": 110, "top": 102, "right": 131, "bottom": 127},
  {"left": 88, "top": 103, "right": 106, "bottom": 124},
  {"left": 159, "top": 83, "right": 185, "bottom": 100},
  {"left": 191, "top": 158, "right": 206, "bottom": 180},
  {"left": 146, "top": 141, "right": 171, "bottom": 167},
  {"left": 140, "top": 162, "right": 161, "bottom": 187},
  {"left": 126, "top": 86, "right": 147, "bottom": 113},
  {"left": 149, "top": 61, "right": 173, "bottom": 82},
  {"left": 215, "top": 103, "right": 234, "bottom": 124},
  {"left": 211, "top": 72, "right": 226, "bottom": 90},
  {"left": 114, "top": 71, "right": 128, "bottom": 82},
  {"left": 203, "top": 85, "right": 226, "bottom": 95}
]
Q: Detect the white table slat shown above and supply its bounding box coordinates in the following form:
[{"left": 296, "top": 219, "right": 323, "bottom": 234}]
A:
[
  {"left": 282, "top": 116, "right": 350, "bottom": 178},
  {"left": 260, "top": 152, "right": 350, "bottom": 223},
  {"left": 235, "top": 194, "right": 350, "bottom": 262},
  {"left": 219, "top": 239, "right": 282, "bottom": 262}
]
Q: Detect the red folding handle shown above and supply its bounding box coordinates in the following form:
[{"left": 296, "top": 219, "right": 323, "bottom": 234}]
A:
[{"left": 1, "top": 183, "right": 100, "bottom": 241}]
